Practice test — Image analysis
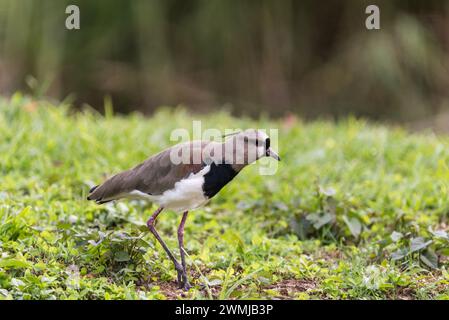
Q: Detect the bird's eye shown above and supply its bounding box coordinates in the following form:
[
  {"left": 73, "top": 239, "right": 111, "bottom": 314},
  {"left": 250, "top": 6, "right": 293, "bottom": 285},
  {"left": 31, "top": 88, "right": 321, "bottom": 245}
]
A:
[{"left": 266, "top": 138, "right": 270, "bottom": 149}]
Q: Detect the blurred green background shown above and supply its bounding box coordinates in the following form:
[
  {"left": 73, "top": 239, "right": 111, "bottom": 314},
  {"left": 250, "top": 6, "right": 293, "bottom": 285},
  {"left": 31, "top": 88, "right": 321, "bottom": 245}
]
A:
[{"left": 0, "top": 0, "right": 449, "bottom": 126}]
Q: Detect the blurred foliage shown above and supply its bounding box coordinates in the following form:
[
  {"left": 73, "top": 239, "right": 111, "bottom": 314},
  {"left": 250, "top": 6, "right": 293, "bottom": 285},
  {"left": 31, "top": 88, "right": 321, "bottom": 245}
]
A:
[
  {"left": 0, "top": 0, "right": 449, "bottom": 121},
  {"left": 1, "top": 94, "right": 449, "bottom": 299}
]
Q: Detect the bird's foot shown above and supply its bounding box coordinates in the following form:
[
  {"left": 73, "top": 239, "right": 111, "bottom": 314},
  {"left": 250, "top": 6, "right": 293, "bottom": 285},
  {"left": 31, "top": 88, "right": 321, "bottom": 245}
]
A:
[
  {"left": 180, "top": 279, "right": 192, "bottom": 291},
  {"left": 177, "top": 272, "right": 191, "bottom": 291}
]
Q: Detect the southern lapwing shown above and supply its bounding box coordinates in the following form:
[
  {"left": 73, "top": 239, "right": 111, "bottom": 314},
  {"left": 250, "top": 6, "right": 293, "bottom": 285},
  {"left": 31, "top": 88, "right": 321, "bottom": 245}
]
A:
[{"left": 87, "top": 129, "right": 280, "bottom": 290}]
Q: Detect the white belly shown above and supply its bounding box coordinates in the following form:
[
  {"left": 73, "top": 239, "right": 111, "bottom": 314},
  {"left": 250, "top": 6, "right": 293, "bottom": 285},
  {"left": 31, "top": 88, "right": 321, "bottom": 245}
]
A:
[{"left": 128, "top": 165, "right": 210, "bottom": 212}]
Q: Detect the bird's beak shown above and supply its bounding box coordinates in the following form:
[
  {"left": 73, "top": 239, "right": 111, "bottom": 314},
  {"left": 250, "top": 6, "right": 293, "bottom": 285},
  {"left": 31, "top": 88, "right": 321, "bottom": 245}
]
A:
[{"left": 266, "top": 148, "right": 281, "bottom": 161}]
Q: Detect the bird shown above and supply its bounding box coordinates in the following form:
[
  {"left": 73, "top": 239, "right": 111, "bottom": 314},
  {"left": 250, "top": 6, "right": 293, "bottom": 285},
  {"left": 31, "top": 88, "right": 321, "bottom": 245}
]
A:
[{"left": 87, "top": 129, "right": 280, "bottom": 290}]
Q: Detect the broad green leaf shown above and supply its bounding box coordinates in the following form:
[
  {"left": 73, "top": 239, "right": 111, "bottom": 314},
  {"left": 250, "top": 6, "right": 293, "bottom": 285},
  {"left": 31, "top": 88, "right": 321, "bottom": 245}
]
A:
[
  {"left": 390, "top": 231, "right": 403, "bottom": 242},
  {"left": 0, "top": 258, "right": 32, "bottom": 269},
  {"left": 421, "top": 250, "right": 438, "bottom": 269},
  {"left": 430, "top": 229, "right": 449, "bottom": 240},
  {"left": 114, "top": 251, "right": 130, "bottom": 262},
  {"left": 391, "top": 249, "right": 408, "bottom": 261},
  {"left": 343, "top": 216, "right": 362, "bottom": 237},
  {"left": 307, "top": 212, "right": 334, "bottom": 229},
  {"left": 410, "top": 237, "right": 432, "bottom": 253}
]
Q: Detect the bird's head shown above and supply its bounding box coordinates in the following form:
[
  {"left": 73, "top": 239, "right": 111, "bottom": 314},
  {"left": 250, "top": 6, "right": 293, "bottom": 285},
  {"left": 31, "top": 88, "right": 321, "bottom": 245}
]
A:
[{"left": 223, "top": 129, "right": 280, "bottom": 167}]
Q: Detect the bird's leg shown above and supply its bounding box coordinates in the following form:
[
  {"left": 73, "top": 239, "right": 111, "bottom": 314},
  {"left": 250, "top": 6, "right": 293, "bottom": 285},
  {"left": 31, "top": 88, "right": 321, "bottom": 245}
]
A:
[
  {"left": 177, "top": 211, "right": 191, "bottom": 290},
  {"left": 146, "top": 207, "right": 184, "bottom": 282}
]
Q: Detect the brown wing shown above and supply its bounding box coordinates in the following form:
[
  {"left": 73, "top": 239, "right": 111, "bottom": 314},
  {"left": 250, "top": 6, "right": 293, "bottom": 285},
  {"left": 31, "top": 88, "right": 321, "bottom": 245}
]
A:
[{"left": 87, "top": 141, "right": 211, "bottom": 203}]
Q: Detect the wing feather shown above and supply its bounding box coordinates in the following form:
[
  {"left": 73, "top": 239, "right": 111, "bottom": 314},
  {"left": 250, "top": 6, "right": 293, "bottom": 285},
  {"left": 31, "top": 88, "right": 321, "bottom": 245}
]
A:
[{"left": 87, "top": 141, "right": 212, "bottom": 203}]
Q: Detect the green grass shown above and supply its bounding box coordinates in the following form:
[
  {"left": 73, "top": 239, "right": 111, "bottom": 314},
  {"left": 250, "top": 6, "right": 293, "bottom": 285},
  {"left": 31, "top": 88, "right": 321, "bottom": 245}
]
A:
[{"left": 1, "top": 93, "right": 449, "bottom": 300}]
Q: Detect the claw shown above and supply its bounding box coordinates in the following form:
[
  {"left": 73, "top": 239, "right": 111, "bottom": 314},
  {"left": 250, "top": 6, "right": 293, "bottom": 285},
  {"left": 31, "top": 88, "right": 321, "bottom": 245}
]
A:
[
  {"left": 177, "top": 273, "right": 191, "bottom": 291},
  {"left": 182, "top": 282, "right": 192, "bottom": 291}
]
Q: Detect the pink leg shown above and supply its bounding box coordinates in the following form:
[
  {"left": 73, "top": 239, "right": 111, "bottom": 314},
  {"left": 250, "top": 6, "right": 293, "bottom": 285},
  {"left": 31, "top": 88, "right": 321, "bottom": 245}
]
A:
[
  {"left": 177, "top": 211, "right": 191, "bottom": 290},
  {"left": 147, "top": 207, "right": 184, "bottom": 278}
]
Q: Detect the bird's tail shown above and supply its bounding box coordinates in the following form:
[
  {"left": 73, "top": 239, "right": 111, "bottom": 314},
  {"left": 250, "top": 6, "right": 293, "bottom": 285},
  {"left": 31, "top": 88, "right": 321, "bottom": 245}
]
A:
[
  {"left": 87, "top": 184, "right": 114, "bottom": 204},
  {"left": 87, "top": 185, "right": 101, "bottom": 202},
  {"left": 87, "top": 171, "right": 132, "bottom": 204},
  {"left": 88, "top": 185, "right": 98, "bottom": 195}
]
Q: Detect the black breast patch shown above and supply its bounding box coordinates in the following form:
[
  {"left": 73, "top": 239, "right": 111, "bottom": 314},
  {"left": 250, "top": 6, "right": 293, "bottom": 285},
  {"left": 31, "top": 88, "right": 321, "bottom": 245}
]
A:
[{"left": 202, "top": 162, "right": 238, "bottom": 198}]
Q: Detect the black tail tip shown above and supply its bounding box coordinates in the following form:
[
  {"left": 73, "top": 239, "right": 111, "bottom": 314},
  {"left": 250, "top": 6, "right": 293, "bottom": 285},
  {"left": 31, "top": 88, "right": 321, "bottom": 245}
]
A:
[{"left": 87, "top": 185, "right": 98, "bottom": 200}]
